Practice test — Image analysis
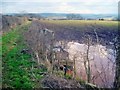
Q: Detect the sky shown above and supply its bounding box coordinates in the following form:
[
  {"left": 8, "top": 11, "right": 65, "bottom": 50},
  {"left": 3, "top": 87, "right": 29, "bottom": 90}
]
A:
[{"left": 1, "top": 0, "right": 119, "bottom": 14}]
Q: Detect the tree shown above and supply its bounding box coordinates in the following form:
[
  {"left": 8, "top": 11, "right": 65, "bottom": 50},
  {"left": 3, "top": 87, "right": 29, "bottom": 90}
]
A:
[
  {"left": 114, "top": 21, "right": 120, "bottom": 88},
  {"left": 72, "top": 52, "right": 78, "bottom": 79},
  {"left": 24, "top": 21, "right": 55, "bottom": 73},
  {"left": 81, "top": 27, "right": 116, "bottom": 87},
  {"left": 83, "top": 35, "right": 92, "bottom": 83}
]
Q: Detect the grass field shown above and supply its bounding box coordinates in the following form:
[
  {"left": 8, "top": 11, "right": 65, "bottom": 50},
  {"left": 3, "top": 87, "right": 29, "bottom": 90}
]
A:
[
  {"left": 34, "top": 20, "right": 118, "bottom": 43},
  {"left": 40, "top": 20, "right": 118, "bottom": 27}
]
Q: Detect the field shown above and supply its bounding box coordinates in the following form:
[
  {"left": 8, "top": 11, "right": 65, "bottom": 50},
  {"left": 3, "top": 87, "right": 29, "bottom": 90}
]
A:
[
  {"left": 30, "top": 20, "right": 118, "bottom": 47},
  {"left": 40, "top": 20, "right": 118, "bottom": 27},
  {"left": 2, "top": 18, "right": 119, "bottom": 89}
]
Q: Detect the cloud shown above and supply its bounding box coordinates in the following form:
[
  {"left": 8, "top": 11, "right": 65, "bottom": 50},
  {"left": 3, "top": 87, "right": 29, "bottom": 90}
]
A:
[
  {"left": 2, "top": 0, "right": 119, "bottom": 2},
  {"left": 1, "top": 0, "right": 119, "bottom": 14}
]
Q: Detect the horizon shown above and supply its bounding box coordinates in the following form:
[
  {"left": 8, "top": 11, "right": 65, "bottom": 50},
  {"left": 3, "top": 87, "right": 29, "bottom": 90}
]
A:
[{"left": 2, "top": 12, "right": 118, "bottom": 15}]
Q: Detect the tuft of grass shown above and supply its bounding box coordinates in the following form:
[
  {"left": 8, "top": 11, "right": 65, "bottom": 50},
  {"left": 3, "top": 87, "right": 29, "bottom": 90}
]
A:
[{"left": 65, "top": 73, "right": 72, "bottom": 79}]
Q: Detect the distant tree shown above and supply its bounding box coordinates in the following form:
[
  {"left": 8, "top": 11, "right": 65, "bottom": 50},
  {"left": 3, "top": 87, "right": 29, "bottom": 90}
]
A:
[
  {"left": 99, "top": 18, "right": 104, "bottom": 21},
  {"left": 67, "top": 14, "right": 83, "bottom": 20}
]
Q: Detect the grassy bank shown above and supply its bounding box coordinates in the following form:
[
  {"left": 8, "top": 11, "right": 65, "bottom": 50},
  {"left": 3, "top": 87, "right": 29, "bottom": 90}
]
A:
[{"left": 2, "top": 23, "right": 45, "bottom": 89}]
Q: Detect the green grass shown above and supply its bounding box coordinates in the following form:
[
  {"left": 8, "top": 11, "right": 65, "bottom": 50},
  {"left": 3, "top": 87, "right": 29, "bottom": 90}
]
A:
[{"left": 2, "top": 23, "right": 46, "bottom": 89}]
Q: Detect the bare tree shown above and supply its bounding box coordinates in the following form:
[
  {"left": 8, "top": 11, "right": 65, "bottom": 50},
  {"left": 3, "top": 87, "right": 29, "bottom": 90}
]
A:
[
  {"left": 24, "top": 22, "right": 55, "bottom": 73},
  {"left": 72, "top": 52, "right": 78, "bottom": 79},
  {"left": 114, "top": 22, "right": 120, "bottom": 88},
  {"left": 83, "top": 35, "right": 92, "bottom": 83},
  {"left": 93, "top": 28, "right": 117, "bottom": 87}
]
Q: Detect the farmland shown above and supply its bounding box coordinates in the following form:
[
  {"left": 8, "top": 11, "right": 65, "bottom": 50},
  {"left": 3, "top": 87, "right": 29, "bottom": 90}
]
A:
[
  {"left": 34, "top": 20, "right": 118, "bottom": 47},
  {"left": 40, "top": 20, "right": 118, "bottom": 27},
  {"left": 2, "top": 17, "right": 119, "bottom": 89}
]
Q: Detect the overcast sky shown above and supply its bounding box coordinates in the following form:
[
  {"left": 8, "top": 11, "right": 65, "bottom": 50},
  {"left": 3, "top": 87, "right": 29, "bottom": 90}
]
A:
[{"left": 1, "top": 0, "right": 119, "bottom": 14}]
